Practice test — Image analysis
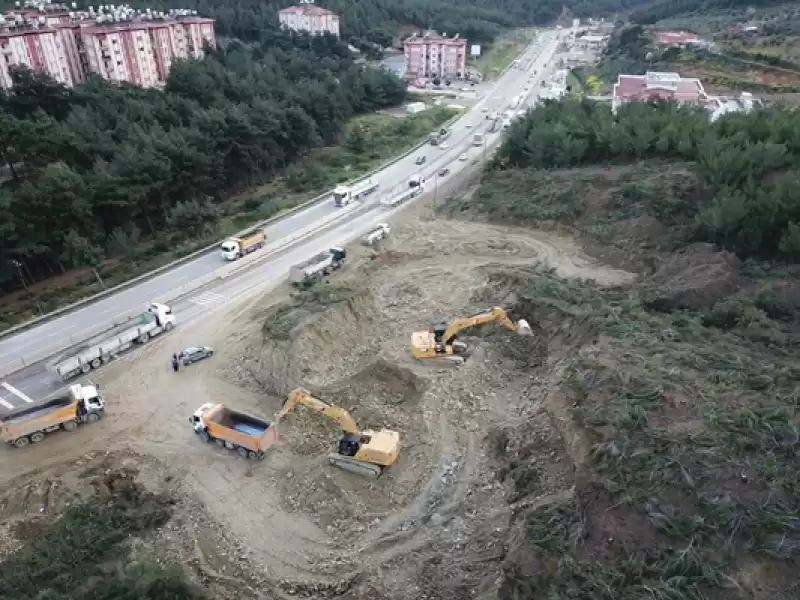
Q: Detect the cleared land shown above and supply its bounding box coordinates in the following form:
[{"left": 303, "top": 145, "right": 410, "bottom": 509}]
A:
[{"left": 0, "top": 162, "right": 797, "bottom": 599}]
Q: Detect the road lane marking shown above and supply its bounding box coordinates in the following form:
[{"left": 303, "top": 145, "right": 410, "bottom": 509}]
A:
[
  {"left": 189, "top": 292, "right": 228, "bottom": 308},
  {"left": 1, "top": 382, "right": 34, "bottom": 403},
  {"left": 0, "top": 394, "right": 13, "bottom": 410}
]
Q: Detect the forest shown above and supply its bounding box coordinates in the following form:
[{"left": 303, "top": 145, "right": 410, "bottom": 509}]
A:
[
  {"left": 492, "top": 98, "right": 800, "bottom": 262},
  {"left": 0, "top": 32, "right": 405, "bottom": 291}
]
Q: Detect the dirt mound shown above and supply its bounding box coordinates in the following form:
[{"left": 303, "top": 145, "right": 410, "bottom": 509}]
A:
[
  {"left": 639, "top": 242, "right": 743, "bottom": 311},
  {"left": 248, "top": 291, "right": 381, "bottom": 395}
]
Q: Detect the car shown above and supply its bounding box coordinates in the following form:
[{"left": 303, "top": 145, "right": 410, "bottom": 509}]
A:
[
  {"left": 465, "top": 122, "right": 473, "bottom": 128},
  {"left": 415, "top": 155, "right": 426, "bottom": 165},
  {"left": 459, "top": 153, "right": 468, "bottom": 162},
  {"left": 438, "top": 167, "right": 450, "bottom": 177},
  {"left": 439, "top": 141, "right": 449, "bottom": 150},
  {"left": 481, "top": 107, "right": 489, "bottom": 112},
  {"left": 180, "top": 346, "right": 214, "bottom": 365}
]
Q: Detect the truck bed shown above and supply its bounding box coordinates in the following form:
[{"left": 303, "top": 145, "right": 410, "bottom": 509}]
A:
[
  {"left": 212, "top": 409, "right": 270, "bottom": 435},
  {"left": 0, "top": 396, "right": 73, "bottom": 425}
]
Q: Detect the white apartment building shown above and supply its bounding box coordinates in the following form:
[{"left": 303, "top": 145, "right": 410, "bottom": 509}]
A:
[{"left": 278, "top": 2, "right": 340, "bottom": 37}]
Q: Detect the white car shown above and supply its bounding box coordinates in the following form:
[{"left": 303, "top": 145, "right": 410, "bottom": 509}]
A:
[
  {"left": 481, "top": 107, "right": 489, "bottom": 112},
  {"left": 459, "top": 153, "right": 468, "bottom": 161},
  {"left": 465, "top": 122, "right": 473, "bottom": 128},
  {"left": 439, "top": 142, "right": 449, "bottom": 150}
]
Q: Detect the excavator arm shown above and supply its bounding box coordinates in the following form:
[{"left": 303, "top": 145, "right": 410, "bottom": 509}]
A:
[
  {"left": 276, "top": 388, "right": 359, "bottom": 434},
  {"left": 439, "top": 306, "right": 522, "bottom": 346}
]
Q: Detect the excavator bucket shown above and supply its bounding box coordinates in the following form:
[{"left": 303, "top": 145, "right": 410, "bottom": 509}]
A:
[{"left": 516, "top": 319, "right": 533, "bottom": 336}]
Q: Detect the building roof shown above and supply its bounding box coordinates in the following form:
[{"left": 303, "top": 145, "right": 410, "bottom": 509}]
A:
[
  {"left": 653, "top": 30, "right": 698, "bottom": 45},
  {"left": 613, "top": 72, "right": 706, "bottom": 104},
  {"left": 404, "top": 34, "right": 466, "bottom": 47},
  {"left": 279, "top": 4, "right": 337, "bottom": 17}
]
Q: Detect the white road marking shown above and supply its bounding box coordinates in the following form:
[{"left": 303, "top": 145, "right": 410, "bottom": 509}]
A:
[
  {"left": 0, "top": 394, "right": 14, "bottom": 410},
  {"left": 189, "top": 292, "right": 228, "bottom": 308},
  {"left": 2, "top": 382, "right": 34, "bottom": 403}
]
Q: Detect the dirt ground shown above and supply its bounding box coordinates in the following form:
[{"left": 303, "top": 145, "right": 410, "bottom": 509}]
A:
[{"left": 0, "top": 197, "right": 636, "bottom": 599}]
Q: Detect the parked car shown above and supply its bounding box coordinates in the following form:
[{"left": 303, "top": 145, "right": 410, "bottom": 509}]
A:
[
  {"left": 415, "top": 155, "right": 426, "bottom": 165},
  {"left": 180, "top": 346, "right": 214, "bottom": 365},
  {"left": 438, "top": 167, "right": 450, "bottom": 177}
]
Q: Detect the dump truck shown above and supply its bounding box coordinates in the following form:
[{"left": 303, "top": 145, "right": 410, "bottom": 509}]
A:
[
  {"left": 49, "top": 302, "right": 176, "bottom": 381},
  {"left": 380, "top": 175, "right": 425, "bottom": 208},
  {"left": 220, "top": 228, "right": 267, "bottom": 261},
  {"left": 1, "top": 383, "right": 105, "bottom": 448},
  {"left": 361, "top": 223, "right": 391, "bottom": 246},
  {"left": 289, "top": 247, "right": 347, "bottom": 287},
  {"left": 333, "top": 178, "right": 379, "bottom": 207},
  {"left": 189, "top": 402, "right": 278, "bottom": 459}
]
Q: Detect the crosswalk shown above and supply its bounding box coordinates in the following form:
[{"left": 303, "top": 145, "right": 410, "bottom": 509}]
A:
[
  {"left": 0, "top": 381, "right": 35, "bottom": 410},
  {"left": 189, "top": 291, "right": 228, "bottom": 308}
]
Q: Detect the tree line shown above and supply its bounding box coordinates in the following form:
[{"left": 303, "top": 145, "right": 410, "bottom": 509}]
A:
[
  {"left": 0, "top": 31, "right": 405, "bottom": 290},
  {"left": 492, "top": 98, "right": 800, "bottom": 262}
]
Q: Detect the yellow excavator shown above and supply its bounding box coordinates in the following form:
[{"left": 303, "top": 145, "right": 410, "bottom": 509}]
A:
[
  {"left": 410, "top": 306, "right": 532, "bottom": 365},
  {"left": 274, "top": 388, "right": 401, "bottom": 479}
]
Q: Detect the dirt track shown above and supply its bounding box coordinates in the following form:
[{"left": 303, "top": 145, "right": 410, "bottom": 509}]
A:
[{"left": 0, "top": 198, "right": 635, "bottom": 599}]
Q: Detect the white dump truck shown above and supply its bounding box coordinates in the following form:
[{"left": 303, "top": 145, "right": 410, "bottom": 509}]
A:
[
  {"left": 380, "top": 175, "right": 425, "bottom": 208},
  {"left": 48, "top": 302, "right": 176, "bottom": 381},
  {"left": 333, "top": 178, "right": 379, "bottom": 207},
  {"left": 220, "top": 228, "right": 267, "bottom": 261},
  {"left": 361, "top": 223, "right": 391, "bottom": 246},
  {"left": 289, "top": 248, "right": 347, "bottom": 287}
]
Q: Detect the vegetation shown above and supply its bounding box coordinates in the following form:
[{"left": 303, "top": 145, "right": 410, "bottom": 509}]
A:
[
  {"left": 261, "top": 283, "right": 354, "bottom": 340},
  {"left": 0, "top": 475, "right": 202, "bottom": 600},
  {"left": 472, "top": 29, "right": 536, "bottom": 79},
  {"left": 497, "top": 263, "right": 800, "bottom": 599},
  {"left": 441, "top": 85, "right": 800, "bottom": 597},
  {"left": 487, "top": 98, "right": 800, "bottom": 262}
]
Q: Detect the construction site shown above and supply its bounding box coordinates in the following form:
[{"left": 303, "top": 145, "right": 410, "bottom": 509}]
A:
[{"left": 1, "top": 164, "right": 797, "bottom": 600}]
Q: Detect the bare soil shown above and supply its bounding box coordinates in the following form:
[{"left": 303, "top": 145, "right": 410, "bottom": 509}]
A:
[{"left": 0, "top": 194, "right": 637, "bottom": 598}]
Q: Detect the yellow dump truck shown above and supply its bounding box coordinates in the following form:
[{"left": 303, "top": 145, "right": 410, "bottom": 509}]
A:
[
  {"left": 219, "top": 228, "right": 267, "bottom": 261},
  {"left": 189, "top": 403, "right": 278, "bottom": 459},
  {"left": 0, "top": 383, "right": 105, "bottom": 448}
]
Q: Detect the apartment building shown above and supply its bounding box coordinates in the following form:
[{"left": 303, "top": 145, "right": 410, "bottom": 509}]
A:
[
  {"left": 0, "top": 2, "right": 215, "bottom": 89},
  {"left": 612, "top": 71, "right": 758, "bottom": 121},
  {"left": 278, "top": 2, "right": 340, "bottom": 37},
  {"left": 403, "top": 33, "right": 467, "bottom": 83}
]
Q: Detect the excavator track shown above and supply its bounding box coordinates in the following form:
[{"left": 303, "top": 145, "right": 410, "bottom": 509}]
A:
[{"left": 327, "top": 454, "right": 383, "bottom": 478}]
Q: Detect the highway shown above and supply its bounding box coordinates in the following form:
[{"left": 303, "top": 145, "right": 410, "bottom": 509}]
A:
[{"left": 0, "top": 30, "right": 562, "bottom": 414}]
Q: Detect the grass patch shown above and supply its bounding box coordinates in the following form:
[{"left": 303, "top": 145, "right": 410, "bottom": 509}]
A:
[
  {"left": 261, "top": 282, "right": 354, "bottom": 340},
  {"left": 0, "top": 474, "right": 203, "bottom": 600},
  {"left": 472, "top": 29, "right": 536, "bottom": 80},
  {"left": 498, "top": 265, "right": 800, "bottom": 599},
  {"left": 1, "top": 108, "right": 457, "bottom": 334}
]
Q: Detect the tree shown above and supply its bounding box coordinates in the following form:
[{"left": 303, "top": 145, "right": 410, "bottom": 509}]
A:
[
  {"left": 61, "top": 230, "right": 106, "bottom": 288},
  {"left": 168, "top": 199, "right": 220, "bottom": 239}
]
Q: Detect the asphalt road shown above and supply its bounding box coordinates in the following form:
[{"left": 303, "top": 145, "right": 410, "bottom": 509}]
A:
[{"left": 0, "top": 30, "right": 562, "bottom": 414}]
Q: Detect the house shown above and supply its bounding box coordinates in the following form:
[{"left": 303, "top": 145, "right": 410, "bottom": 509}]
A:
[
  {"left": 653, "top": 30, "right": 698, "bottom": 47},
  {"left": 612, "top": 71, "right": 758, "bottom": 121}
]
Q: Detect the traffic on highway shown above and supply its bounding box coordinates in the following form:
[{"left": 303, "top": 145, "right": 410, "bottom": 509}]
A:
[{"left": 0, "top": 30, "right": 562, "bottom": 415}]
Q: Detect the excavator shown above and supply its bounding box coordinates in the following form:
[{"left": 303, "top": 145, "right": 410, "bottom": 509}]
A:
[
  {"left": 274, "top": 388, "right": 401, "bottom": 479},
  {"left": 410, "top": 306, "right": 532, "bottom": 365}
]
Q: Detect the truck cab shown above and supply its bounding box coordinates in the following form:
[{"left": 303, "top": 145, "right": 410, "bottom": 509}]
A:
[
  {"left": 147, "top": 302, "right": 176, "bottom": 328},
  {"left": 220, "top": 240, "right": 240, "bottom": 260},
  {"left": 73, "top": 383, "right": 105, "bottom": 417},
  {"left": 333, "top": 185, "right": 351, "bottom": 206}
]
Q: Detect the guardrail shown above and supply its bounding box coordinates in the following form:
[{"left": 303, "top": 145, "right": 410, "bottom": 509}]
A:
[
  {"left": 0, "top": 202, "right": 364, "bottom": 380},
  {"left": 0, "top": 111, "right": 465, "bottom": 342}
]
